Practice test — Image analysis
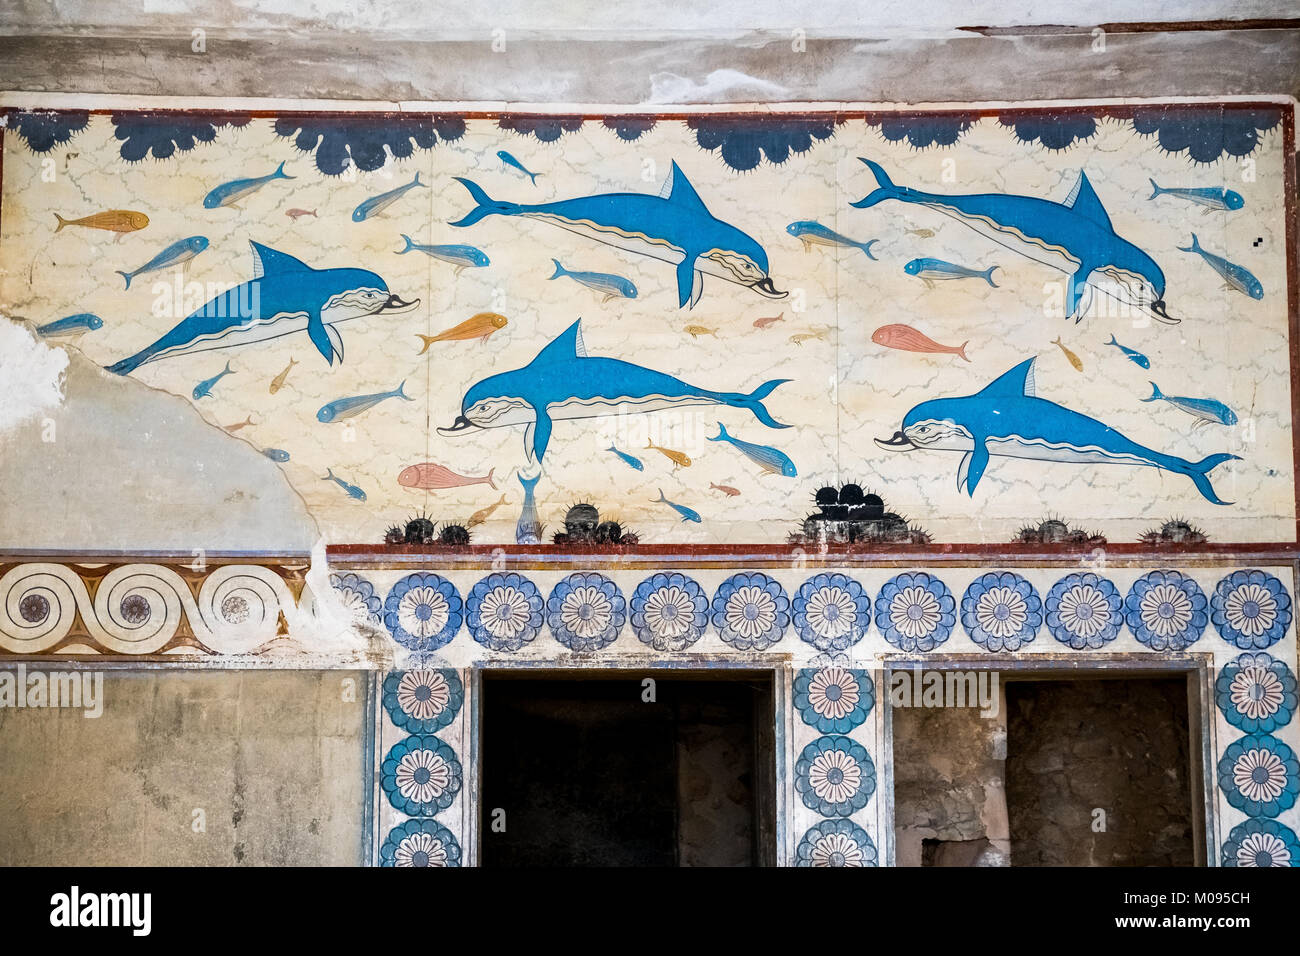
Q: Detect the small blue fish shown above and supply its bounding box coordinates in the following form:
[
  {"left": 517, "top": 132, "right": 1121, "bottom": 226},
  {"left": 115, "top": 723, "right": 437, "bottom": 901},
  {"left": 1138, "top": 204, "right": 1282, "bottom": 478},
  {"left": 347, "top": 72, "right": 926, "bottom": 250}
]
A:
[
  {"left": 1178, "top": 233, "right": 1264, "bottom": 300},
  {"left": 497, "top": 150, "right": 540, "bottom": 185},
  {"left": 35, "top": 313, "right": 103, "bottom": 337},
  {"left": 323, "top": 467, "right": 366, "bottom": 501},
  {"left": 263, "top": 448, "right": 291, "bottom": 462},
  {"left": 116, "top": 236, "right": 209, "bottom": 289},
  {"left": 708, "top": 422, "right": 797, "bottom": 477},
  {"left": 549, "top": 259, "right": 637, "bottom": 301},
  {"left": 1105, "top": 335, "right": 1150, "bottom": 369},
  {"left": 352, "top": 173, "right": 425, "bottom": 222},
  {"left": 203, "top": 161, "right": 293, "bottom": 209},
  {"left": 516, "top": 472, "right": 543, "bottom": 544},
  {"left": 787, "top": 221, "right": 878, "bottom": 259},
  {"left": 1142, "top": 382, "right": 1238, "bottom": 426},
  {"left": 192, "top": 361, "right": 235, "bottom": 399},
  {"left": 396, "top": 234, "right": 490, "bottom": 270},
  {"left": 1148, "top": 180, "right": 1244, "bottom": 212},
  {"left": 316, "top": 381, "right": 413, "bottom": 423},
  {"left": 904, "top": 258, "right": 999, "bottom": 288},
  {"left": 607, "top": 445, "right": 644, "bottom": 471},
  {"left": 652, "top": 488, "right": 701, "bottom": 523}
]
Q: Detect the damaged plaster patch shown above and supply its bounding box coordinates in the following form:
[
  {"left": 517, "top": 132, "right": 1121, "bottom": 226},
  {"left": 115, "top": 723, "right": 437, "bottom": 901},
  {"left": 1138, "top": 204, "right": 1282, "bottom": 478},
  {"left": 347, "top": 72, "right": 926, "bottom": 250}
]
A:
[{"left": 0, "top": 318, "right": 68, "bottom": 433}]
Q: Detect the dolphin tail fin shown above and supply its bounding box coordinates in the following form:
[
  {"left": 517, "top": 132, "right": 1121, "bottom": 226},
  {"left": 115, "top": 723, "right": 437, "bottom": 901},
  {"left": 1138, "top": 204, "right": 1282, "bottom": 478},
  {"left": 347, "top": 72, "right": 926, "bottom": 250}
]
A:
[
  {"left": 413, "top": 172, "right": 425, "bottom": 188},
  {"left": 1148, "top": 178, "right": 1162, "bottom": 200},
  {"left": 116, "top": 270, "right": 132, "bottom": 290},
  {"left": 1141, "top": 381, "right": 1163, "bottom": 402},
  {"left": 518, "top": 472, "right": 540, "bottom": 495},
  {"left": 652, "top": 488, "right": 668, "bottom": 504},
  {"left": 1181, "top": 452, "right": 1240, "bottom": 506},
  {"left": 738, "top": 379, "right": 792, "bottom": 429},
  {"left": 850, "top": 158, "right": 901, "bottom": 209},
  {"left": 395, "top": 379, "right": 412, "bottom": 401},
  {"left": 449, "top": 177, "right": 516, "bottom": 227},
  {"left": 709, "top": 422, "right": 730, "bottom": 442},
  {"left": 1106, "top": 334, "right": 1118, "bottom": 345},
  {"left": 323, "top": 467, "right": 336, "bottom": 482},
  {"left": 105, "top": 351, "right": 147, "bottom": 376},
  {"left": 486, "top": 466, "right": 496, "bottom": 490},
  {"left": 306, "top": 310, "right": 340, "bottom": 365},
  {"left": 398, "top": 233, "right": 415, "bottom": 254},
  {"left": 957, "top": 341, "right": 970, "bottom": 362},
  {"left": 1177, "top": 233, "right": 1201, "bottom": 254},
  {"left": 860, "top": 238, "right": 879, "bottom": 260},
  {"left": 549, "top": 258, "right": 566, "bottom": 280},
  {"left": 982, "top": 265, "right": 999, "bottom": 288},
  {"left": 54, "top": 213, "right": 70, "bottom": 232},
  {"left": 273, "top": 160, "right": 294, "bottom": 180}
]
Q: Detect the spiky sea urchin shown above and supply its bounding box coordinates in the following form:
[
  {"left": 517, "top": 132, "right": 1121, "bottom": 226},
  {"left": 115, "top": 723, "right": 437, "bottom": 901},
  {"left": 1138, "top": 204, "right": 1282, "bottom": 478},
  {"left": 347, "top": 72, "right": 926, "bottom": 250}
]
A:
[
  {"left": 438, "top": 523, "right": 472, "bottom": 547},
  {"left": 1140, "top": 518, "right": 1207, "bottom": 547}
]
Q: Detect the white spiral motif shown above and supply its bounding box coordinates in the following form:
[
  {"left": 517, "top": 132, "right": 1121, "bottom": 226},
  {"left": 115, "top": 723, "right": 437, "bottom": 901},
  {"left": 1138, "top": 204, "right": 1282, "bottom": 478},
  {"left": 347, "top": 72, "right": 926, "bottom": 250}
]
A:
[
  {"left": 196, "top": 565, "right": 293, "bottom": 655},
  {"left": 0, "top": 563, "right": 296, "bottom": 657},
  {"left": 91, "top": 565, "right": 190, "bottom": 655},
  {"left": 0, "top": 564, "right": 82, "bottom": 653}
]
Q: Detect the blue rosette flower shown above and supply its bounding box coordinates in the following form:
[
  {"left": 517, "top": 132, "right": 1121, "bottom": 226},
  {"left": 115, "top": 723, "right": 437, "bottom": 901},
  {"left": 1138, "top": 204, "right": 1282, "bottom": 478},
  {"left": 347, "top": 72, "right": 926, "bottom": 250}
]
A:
[
  {"left": 961, "top": 571, "right": 1042, "bottom": 652},
  {"left": 1211, "top": 569, "right": 1293, "bottom": 650},
  {"left": 1123, "top": 570, "right": 1207, "bottom": 651},
  {"left": 379, "top": 819, "right": 462, "bottom": 867},
  {"left": 1220, "top": 817, "right": 1299, "bottom": 867},
  {"left": 382, "top": 668, "right": 464, "bottom": 733},
  {"left": 546, "top": 572, "right": 625, "bottom": 651},
  {"left": 793, "top": 667, "right": 873, "bottom": 733},
  {"left": 792, "top": 573, "right": 871, "bottom": 652},
  {"left": 466, "top": 572, "right": 543, "bottom": 652},
  {"left": 795, "top": 734, "right": 876, "bottom": 817},
  {"left": 710, "top": 572, "right": 790, "bottom": 650},
  {"left": 383, "top": 572, "right": 462, "bottom": 651},
  {"left": 795, "top": 819, "right": 877, "bottom": 867},
  {"left": 380, "top": 734, "right": 463, "bottom": 816},
  {"left": 874, "top": 572, "right": 955, "bottom": 651},
  {"left": 1044, "top": 572, "right": 1122, "bottom": 649},
  {"left": 1215, "top": 652, "right": 1297, "bottom": 734},
  {"left": 1216, "top": 732, "right": 1299, "bottom": 818},
  {"left": 629, "top": 572, "right": 709, "bottom": 651},
  {"left": 329, "top": 571, "right": 382, "bottom": 624}
]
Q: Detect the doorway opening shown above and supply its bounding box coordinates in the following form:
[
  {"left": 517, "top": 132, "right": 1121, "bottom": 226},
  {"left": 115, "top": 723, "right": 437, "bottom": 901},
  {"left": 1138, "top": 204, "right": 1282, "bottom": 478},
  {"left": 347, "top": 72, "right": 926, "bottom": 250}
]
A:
[
  {"left": 479, "top": 671, "right": 776, "bottom": 866},
  {"left": 891, "top": 669, "right": 1201, "bottom": 866}
]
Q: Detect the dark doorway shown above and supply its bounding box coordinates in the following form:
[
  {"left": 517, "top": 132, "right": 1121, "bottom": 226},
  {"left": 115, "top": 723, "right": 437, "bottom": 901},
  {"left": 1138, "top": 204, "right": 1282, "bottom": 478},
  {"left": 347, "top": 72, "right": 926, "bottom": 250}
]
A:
[
  {"left": 1005, "top": 677, "right": 1197, "bottom": 866},
  {"left": 480, "top": 673, "right": 774, "bottom": 867}
]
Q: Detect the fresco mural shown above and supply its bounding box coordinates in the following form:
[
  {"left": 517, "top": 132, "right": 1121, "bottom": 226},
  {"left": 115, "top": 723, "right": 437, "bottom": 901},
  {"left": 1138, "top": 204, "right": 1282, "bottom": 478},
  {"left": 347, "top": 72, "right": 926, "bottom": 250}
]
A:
[{"left": 0, "top": 104, "right": 1293, "bottom": 547}]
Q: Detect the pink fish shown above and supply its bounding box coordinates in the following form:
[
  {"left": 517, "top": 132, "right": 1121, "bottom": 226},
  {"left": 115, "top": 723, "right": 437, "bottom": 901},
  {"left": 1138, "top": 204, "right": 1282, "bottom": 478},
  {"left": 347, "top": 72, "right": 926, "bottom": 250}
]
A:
[
  {"left": 871, "top": 323, "right": 969, "bottom": 361},
  {"left": 286, "top": 208, "right": 317, "bottom": 220},
  {"left": 397, "top": 463, "right": 497, "bottom": 490}
]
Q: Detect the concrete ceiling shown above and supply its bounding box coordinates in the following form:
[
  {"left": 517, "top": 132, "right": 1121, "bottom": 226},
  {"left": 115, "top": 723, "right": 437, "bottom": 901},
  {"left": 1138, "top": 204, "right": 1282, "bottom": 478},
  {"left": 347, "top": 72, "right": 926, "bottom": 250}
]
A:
[{"left": 0, "top": 2, "right": 1296, "bottom": 103}]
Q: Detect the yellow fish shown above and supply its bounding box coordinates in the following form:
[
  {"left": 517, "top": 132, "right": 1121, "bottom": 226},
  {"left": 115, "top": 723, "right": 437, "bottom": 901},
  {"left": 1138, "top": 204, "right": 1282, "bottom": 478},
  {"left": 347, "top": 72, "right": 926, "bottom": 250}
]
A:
[
  {"left": 269, "top": 357, "right": 298, "bottom": 394},
  {"left": 54, "top": 210, "right": 149, "bottom": 237},
  {"left": 789, "top": 329, "right": 828, "bottom": 346},
  {"left": 467, "top": 493, "right": 508, "bottom": 528},
  {"left": 418, "top": 312, "right": 508, "bottom": 353},
  {"left": 1051, "top": 336, "right": 1084, "bottom": 372},
  {"left": 684, "top": 325, "right": 717, "bottom": 339},
  {"left": 646, "top": 440, "right": 691, "bottom": 469}
]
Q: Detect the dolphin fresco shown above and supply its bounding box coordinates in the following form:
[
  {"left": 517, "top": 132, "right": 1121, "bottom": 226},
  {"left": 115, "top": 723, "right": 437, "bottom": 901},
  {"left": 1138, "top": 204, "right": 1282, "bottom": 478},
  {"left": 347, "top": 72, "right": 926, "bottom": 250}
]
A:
[
  {"left": 875, "top": 358, "right": 1238, "bottom": 504},
  {"left": 449, "top": 161, "right": 785, "bottom": 309},
  {"left": 105, "top": 241, "right": 418, "bottom": 375},
  {"left": 437, "top": 319, "right": 791, "bottom": 464},
  {"left": 852, "top": 159, "right": 1175, "bottom": 324}
]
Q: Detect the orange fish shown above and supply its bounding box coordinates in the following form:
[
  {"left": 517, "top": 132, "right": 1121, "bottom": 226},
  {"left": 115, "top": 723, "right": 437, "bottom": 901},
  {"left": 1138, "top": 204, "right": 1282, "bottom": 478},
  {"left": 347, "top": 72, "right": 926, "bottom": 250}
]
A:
[
  {"left": 398, "top": 463, "right": 497, "bottom": 490},
  {"left": 286, "top": 208, "right": 317, "bottom": 219},
  {"left": 417, "top": 312, "right": 508, "bottom": 353},
  {"left": 224, "top": 415, "right": 254, "bottom": 433},
  {"left": 54, "top": 210, "right": 149, "bottom": 237},
  {"left": 753, "top": 312, "right": 785, "bottom": 329},
  {"left": 871, "top": 323, "right": 969, "bottom": 362},
  {"left": 710, "top": 482, "right": 741, "bottom": 497}
]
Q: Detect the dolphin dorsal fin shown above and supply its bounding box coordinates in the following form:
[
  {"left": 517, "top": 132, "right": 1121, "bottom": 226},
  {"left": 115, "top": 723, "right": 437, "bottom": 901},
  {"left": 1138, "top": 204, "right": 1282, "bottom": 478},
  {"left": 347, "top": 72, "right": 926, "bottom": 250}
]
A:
[
  {"left": 534, "top": 320, "right": 588, "bottom": 363},
  {"left": 250, "top": 242, "right": 311, "bottom": 279},
  {"left": 1062, "top": 172, "right": 1112, "bottom": 230},
  {"left": 663, "top": 161, "right": 710, "bottom": 213},
  {"left": 978, "top": 358, "right": 1038, "bottom": 399}
]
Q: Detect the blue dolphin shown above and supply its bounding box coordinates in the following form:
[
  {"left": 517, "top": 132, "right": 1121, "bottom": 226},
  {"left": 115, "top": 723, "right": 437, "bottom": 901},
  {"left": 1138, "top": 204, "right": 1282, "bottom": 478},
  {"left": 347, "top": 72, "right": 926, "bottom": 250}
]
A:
[
  {"left": 852, "top": 159, "right": 1174, "bottom": 324},
  {"left": 104, "top": 242, "right": 419, "bottom": 375},
  {"left": 875, "top": 358, "right": 1238, "bottom": 505},
  {"left": 437, "top": 320, "right": 791, "bottom": 464},
  {"left": 449, "top": 161, "right": 785, "bottom": 309}
]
